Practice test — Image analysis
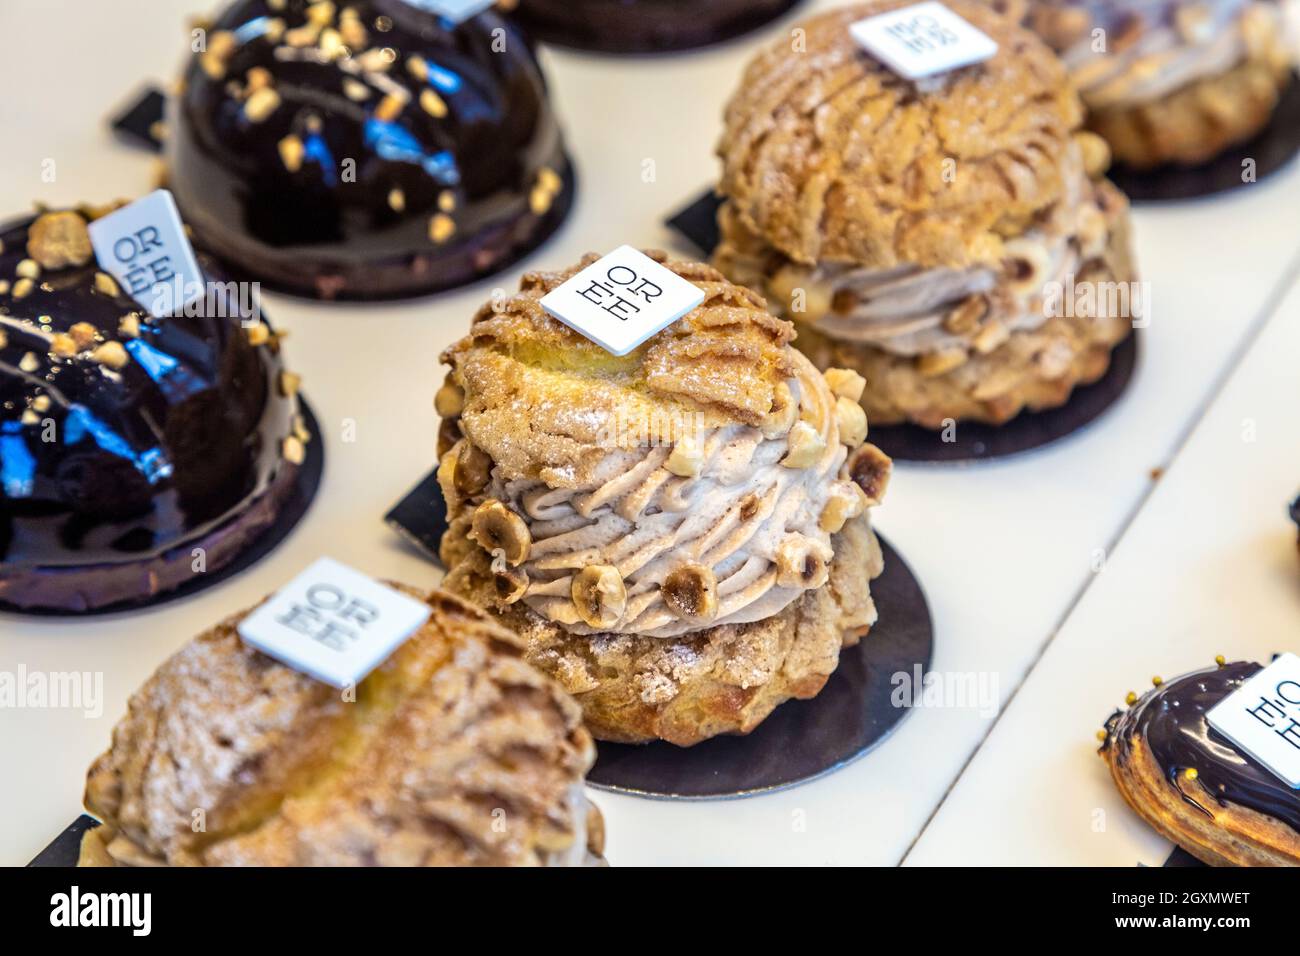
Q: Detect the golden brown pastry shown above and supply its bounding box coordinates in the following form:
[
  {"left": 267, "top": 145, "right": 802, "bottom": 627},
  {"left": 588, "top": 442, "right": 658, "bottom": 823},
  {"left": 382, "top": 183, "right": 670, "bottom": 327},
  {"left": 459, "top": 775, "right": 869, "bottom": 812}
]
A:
[
  {"left": 1016, "top": 0, "right": 1295, "bottom": 169},
  {"left": 437, "top": 251, "right": 891, "bottom": 746},
  {"left": 1100, "top": 660, "right": 1300, "bottom": 867},
  {"left": 712, "top": 0, "right": 1140, "bottom": 428},
  {"left": 80, "top": 586, "right": 603, "bottom": 867}
]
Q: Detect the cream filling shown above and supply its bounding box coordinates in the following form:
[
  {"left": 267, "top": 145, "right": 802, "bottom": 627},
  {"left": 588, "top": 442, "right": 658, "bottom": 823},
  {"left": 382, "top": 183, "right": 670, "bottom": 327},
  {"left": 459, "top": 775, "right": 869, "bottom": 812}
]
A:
[
  {"left": 493, "top": 351, "right": 855, "bottom": 640},
  {"left": 1061, "top": 0, "right": 1284, "bottom": 109},
  {"left": 753, "top": 172, "right": 1109, "bottom": 358}
]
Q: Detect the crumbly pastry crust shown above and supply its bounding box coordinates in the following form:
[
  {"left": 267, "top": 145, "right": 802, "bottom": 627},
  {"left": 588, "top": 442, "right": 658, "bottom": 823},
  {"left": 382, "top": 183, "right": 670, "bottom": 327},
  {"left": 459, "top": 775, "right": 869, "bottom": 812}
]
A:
[
  {"left": 713, "top": 0, "right": 1141, "bottom": 427},
  {"left": 1018, "top": 0, "right": 1295, "bottom": 169},
  {"left": 1088, "top": 54, "right": 1291, "bottom": 169},
  {"left": 445, "top": 512, "right": 882, "bottom": 746},
  {"left": 79, "top": 586, "right": 603, "bottom": 867},
  {"left": 1102, "top": 729, "right": 1300, "bottom": 866},
  {"left": 716, "top": 0, "right": 1085, "bottom": 273},
  {"left": 437, "top": 252, "right": 890, "bottom": 743}
]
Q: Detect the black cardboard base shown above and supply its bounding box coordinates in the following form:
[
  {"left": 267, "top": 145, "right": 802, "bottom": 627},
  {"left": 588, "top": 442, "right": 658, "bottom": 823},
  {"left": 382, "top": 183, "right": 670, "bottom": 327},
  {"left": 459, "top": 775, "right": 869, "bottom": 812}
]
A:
[
  {"left": 666, "top": 190, "right": 1140, "bottom": 463},
  {"left": 588, "top": 534, "right": 932, "bottom": 799},
  {"left": 1107, "top": 74, "right": 1300, "bottom": 203},
  {"left": 1163, "top": 846, "right": 1207, "bottom": 867},
  {"left": 0, "top": 397, "right": 324, "bottom": 617},
  {"left": 29, "top": 815, "right": 98, "bottom": 867},
  {"left": 867, "top": 331, "right": 1139, "bottom": 464},
  {"left": 110, "top": 86, "right": 165, "bottom": 153}
]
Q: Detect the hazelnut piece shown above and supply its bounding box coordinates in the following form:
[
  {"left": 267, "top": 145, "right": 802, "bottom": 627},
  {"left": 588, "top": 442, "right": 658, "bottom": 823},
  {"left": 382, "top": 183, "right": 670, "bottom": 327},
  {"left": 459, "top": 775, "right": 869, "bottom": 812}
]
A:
[
  {"left": 469, "top": 499, "right": 531, "bottom": 567},
  {"left": 571, "top": 565, "right": 626, "bottom": 630},
  {"left": 661, "top": 563, "right": 718, "bottom": 625}
]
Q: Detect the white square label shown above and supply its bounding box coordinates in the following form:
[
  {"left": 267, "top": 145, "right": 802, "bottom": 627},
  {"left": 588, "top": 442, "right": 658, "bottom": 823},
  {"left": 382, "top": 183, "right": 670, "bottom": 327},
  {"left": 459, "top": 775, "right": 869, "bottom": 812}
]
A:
[
  {"left": 1207, "top": 653, "right": 1300, "bottom": 789},
  {"left": 86, "top": 189, "right": 205, "bottom": 318},
  {"left": 540, "top": 246, "right": 705, "bottom": 356},
  {"left": 849, "top": 2, "right": 998, "bottom": 80},
  {"left": 236, "top": 558, "right": 432, "bottom": 689},
  {"left": 403, "top": 0, "right": 496, "bottom": 23}
]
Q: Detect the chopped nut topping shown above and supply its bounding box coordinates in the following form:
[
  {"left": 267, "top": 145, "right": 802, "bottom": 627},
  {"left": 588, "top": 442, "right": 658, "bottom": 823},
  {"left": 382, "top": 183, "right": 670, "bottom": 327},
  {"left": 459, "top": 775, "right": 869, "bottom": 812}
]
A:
[
  {"left": 835, "top": 396, "right": 868, "bottom": 447},
  {"left": 32, "top": 394, "right": 50, "bottom": 412},
  {"left": 406, "top": 55, "right": 429, "bottom": 81},
  {"left": 201, "top": 30, "right": 237, "bottom": 79},
  {"left": 69, "top": 322, "right": 97, "bottom": 350},
  {"left": 92, "top": 341, "right": 130, "bottom": 370},
  {"left": 243, "top": 87, "right": 281, "bottom": 123},
  {"left": 278, "top": 370, "right": 302, "bottom": 397},
  {"left": 118, "top": 314, "right": 141, "bottom": 338},
  {"left": 419, "top": 88, "right": 447, "bottom": 118},
  {"left": 528, "top": 185, "right": 553, "bottom": 216},
  {"left": 428, "top": 213, "right": 455, "bottom": 244},
  {"left": 245, "top": 66, "right": 273, "bottom": 92},
  {"left": 19, "top": 351, "right": 39, "bottom": 372},
  {"left": 20, "top": 409, "right": 40, "bottom": 426},
  {"left": 15, "top": 259, "right": 41, "bottom": 280},
  {"left": 51, "top": 333, "right": 78, "bottom": 358},
  {"left": 434, "top": 382, "right": 463, "bottom": 417},
  {"left": 12, "top": 278, "right": 34, "bottom": 299},
  {"left": 278, "top": 134, "right": 305, "bottom": 173},
  {"left": 823, "top": 367, "right": 866, "bottom": 403},
  {"left": 343, "top": 78, "right": 371, "bottom": 101},
  {"left": 438, "top": 191, "right": 456, "bottom": 213},
  {"left": 781, "top": 420, "right": 825, "bottom": 468},
  {"left": 571, "top": 565, "right": 626, "bottom": 629},
  {"left": 306, "top": 0, "right": 335, "bottom": 25},
  {"left": 536, "top": 167, "right": 562, "bottom": 194},
  {"left": 374, "top": 92, "right": 406, "bottom": 121},
  {"left": 387, "top": 188, "right": 405, "bottom": 212},
  {"left": 319, "top": 28, "right": 345, "bottom": 58},
  {"left": 245, "top": 322, "right": 271, "bottom": 346},
  {"left": 93, "top": 272, "right": 120, "bottom": 297},
  {"left": 664, "top": 434, "right": 704, "bottom": 478},
  {"left": 0, "top": 281, "right": 9, "bottom": 295},
  {"left": 282, "top": 435, "right": 306, "bottom": 465},
  {"left": 27, "top": 211, "right": 93, "bottom": 269},
  {"left": 470, "top": 500, "right": 532, "bottom": 567}
]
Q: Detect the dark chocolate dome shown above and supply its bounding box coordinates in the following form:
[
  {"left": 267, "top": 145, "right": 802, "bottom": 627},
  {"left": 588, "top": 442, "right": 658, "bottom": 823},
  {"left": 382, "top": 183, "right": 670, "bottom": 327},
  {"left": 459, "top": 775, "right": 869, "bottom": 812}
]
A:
[
  {"left": 0, "top": 207, "right": 303, "bottom": 612},
  {"left": 512, "top": 0, "right": 804, "bottom": 53},
  {"left": 168, "top": 0, "right": 573, "bottom": 300}
]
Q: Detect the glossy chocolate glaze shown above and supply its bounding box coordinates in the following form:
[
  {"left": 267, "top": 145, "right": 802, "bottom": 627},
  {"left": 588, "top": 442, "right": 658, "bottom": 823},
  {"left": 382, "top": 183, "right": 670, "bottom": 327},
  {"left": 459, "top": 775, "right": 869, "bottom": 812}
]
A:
[
  {"left": 0, "top": 208, "right": 299, "bottom": 612},
  {"left": 1103, "top": 661, "right": 1300, "bottom": 833},
  {"left": 168, "top": 0, "right": 572, "bottom": 300},
  {"left": 514, "top": 0, "right": 804, "bottom": 53}
]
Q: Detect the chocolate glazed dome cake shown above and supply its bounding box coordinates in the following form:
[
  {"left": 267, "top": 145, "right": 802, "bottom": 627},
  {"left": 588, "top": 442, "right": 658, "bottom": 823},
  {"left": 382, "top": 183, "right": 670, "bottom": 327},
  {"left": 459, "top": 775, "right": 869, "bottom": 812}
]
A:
[
  {"left": 510, "top": 0, "right": 804, "bottom": 54},
  {"left": 168, "top": 0, "right": 573, "bottom": 300},
  {"left": 0, "top": 206, "right": 305, "bottom": 613}
]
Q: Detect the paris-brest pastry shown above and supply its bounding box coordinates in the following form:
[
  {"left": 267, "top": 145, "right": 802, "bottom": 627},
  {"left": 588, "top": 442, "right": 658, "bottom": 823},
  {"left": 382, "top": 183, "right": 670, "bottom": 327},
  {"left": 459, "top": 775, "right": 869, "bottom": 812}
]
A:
[
  {"left": 1017, "top": 0, "right": 1296, "bottom": 168},
  {"left": 712, "top": 0, "right": 1139, "bottom": 428},
  {"left": 437, "top": 251, "right": 892, "bottom": 745},
  {"left": 79, "top": 586, "right": 604, "bottom": 866}
]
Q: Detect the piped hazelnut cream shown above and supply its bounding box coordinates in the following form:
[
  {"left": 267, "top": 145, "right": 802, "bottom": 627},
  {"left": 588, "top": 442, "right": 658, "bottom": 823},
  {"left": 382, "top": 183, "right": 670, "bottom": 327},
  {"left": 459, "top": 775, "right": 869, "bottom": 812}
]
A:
[
  {"left": 720, "top": 149, "right": 1117, "bottom": 360},
  {"left": 442, "top": 351, "right": 876, "bottom": 640}
]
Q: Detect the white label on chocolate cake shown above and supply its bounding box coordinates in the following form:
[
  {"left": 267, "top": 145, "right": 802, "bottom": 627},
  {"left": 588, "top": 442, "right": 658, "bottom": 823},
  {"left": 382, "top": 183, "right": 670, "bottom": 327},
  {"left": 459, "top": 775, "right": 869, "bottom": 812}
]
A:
[
  {"left": 849, "top": 2, "right": 997, "bottom": 80},
  {"left": 403, "top": 0, "right": 496, "bottom": 23},
  {"left": 236, "top": 558, "right": 431, "bottom": 689},
  {"left": 539, "top": 246, "right": 705, "bottom": 356},
  {"left": 86, "top": 190, "right": 205, "bottom": 318},
  {"left": 1207, "top": 653, "right": 1300, "bottom": 788}
]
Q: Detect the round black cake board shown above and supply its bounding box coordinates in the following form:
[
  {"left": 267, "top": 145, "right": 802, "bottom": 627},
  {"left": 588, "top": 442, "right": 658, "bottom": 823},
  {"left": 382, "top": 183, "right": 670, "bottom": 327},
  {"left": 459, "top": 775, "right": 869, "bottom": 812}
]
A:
[
  {"left": 1108, "top": 74, "right": 1300, "bottom": 203},
  {"left": 515, "top": 0, "right": 806, "bottom": 55},
  {"left": 586, "top": 534, "right": 933, "bottom": 799},
  {"left": 868, "top": 329, "right": 1140, "bottom": 465},
  {"left": 0, "top": 396, "right": 325, "bottom": 618}
]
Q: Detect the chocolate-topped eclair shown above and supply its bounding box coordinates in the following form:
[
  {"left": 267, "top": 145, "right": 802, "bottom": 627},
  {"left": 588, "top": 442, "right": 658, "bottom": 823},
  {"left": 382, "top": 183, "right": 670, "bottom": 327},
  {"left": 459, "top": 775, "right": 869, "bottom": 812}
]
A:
[
  {"left": 0, "top": 205, "right": 305, "bottom": 612},
  {"left": 167, "top": 0, "right": 572, "bottom": 300},
  {"left": 1100, "top": 660, "right": 1300, "bottom": 866}
]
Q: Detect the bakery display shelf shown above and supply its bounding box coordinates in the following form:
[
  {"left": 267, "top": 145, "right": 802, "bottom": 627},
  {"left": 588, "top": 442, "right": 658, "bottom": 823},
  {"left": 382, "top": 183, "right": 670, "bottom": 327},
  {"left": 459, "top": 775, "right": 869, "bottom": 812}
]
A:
[
  {"left": 3, "top": 0, "right": 1300, "bottom": 866},
  {"left": 905, "top": 271, "right": 1300, "bottom": 866}
]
